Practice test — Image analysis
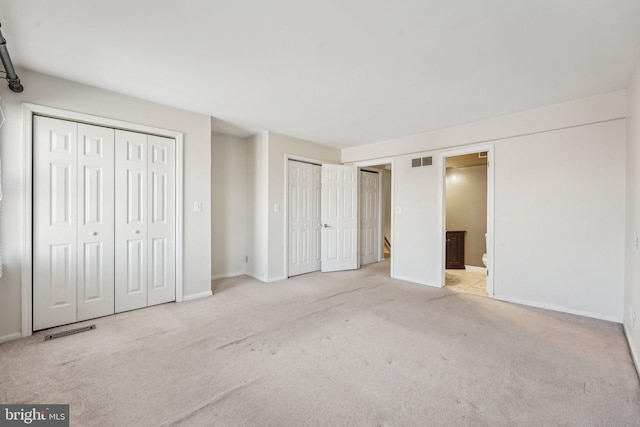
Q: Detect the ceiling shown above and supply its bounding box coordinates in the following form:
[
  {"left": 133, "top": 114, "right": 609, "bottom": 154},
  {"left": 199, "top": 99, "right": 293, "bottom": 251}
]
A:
[{"left": 1, "top": 1, "right": 639, "bottom": 148}]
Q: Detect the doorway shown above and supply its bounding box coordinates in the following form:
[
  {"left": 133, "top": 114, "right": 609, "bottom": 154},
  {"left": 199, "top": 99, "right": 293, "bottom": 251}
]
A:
[
  {"left": 287, "top": 160, "right": 360, "bottom": 277},
  {"left": 442, "top": 150, "right": 493, "bottom": 296}
]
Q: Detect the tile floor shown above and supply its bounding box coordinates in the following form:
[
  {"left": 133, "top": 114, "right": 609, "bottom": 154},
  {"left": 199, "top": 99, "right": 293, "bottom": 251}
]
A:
[{"left": 445, "top": 268, "right": 487, "bottom": 296}]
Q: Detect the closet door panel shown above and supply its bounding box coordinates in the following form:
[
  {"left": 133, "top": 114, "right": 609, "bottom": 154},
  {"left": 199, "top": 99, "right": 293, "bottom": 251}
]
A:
[
  {"left": 147, "top": 135, "right": 176, "bottom": 306},
  {"left": 115, "top": 130, "right": 148, "bottom": 312},
  {"left": 312, "top": 164, "right": 322, "bottom": 271},
  {"left": 77, "top": 124, "right": 115, "bottom": 321},
  {"left": 33, "top": 116, "right": 78, "bottom": 330}
]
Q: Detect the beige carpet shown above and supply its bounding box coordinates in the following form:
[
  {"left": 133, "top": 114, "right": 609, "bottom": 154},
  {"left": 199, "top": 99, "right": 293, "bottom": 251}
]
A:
[{"left": 1, "top": 260, "right": 639, "bottom": 426}]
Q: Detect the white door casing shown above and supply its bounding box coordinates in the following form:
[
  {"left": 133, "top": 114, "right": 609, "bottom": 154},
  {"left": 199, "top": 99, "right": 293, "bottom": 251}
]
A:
[
  {"left": 360, "top": 170, "right": 379, "bottom": 266},
  {"left": 77, "top": 123, "right": 115, "bottom": 322},
  {"left": 288, "top": 160, "right": 321, "bottom": 277},
  {"left": 33, "top": 116, "right": 79, "bottom": 330},
  {"left": 321, "top": 164, "right": 359, "bottom": 272}
]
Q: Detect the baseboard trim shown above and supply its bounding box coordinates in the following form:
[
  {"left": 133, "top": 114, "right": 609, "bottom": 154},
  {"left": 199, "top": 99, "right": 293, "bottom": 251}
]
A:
[
  {"left": 267, "top": 276, "right": 287, "bottom": 283},
  {"left": 182, "top": 291, "right": 213, "bottom": 302},
  {"left": 391, "top": 274, "right": 442, "bottom": 288},
  {"left": 0, "top": 332, "right": 22, "bottom": 344},
  {"left": 465, "top": 265, "right": 487, "bottom": 273},
  {"left": 623, "top": 324, "right": 640, "bottom": 380},
  {"left": 494, "top": 295, "right": 623, "bottom": 323},
  {"left": 246, "top": 272, "right": 269, "bottom": 283},
  {"left": 211, "top": 272, "right": 246, "bottom": 281}
]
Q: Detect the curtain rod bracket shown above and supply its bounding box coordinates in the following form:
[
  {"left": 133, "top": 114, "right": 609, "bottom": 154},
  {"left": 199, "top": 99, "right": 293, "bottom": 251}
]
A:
[{"left": 0, "top": 22, "right": 23, "bottom": 93}]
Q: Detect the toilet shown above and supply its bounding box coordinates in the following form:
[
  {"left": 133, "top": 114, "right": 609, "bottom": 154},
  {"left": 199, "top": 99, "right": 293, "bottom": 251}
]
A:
[{"left": 481, "top": 233, "right": 488, "bottom": 267}]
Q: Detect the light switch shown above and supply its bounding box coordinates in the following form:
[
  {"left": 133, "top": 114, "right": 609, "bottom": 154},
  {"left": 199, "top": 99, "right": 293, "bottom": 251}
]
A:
[{"left": 193, "top": 202, "right": 202, "bottom": 212}]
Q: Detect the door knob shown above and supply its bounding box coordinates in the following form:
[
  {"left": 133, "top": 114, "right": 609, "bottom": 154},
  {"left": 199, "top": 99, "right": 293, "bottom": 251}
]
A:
[
  {"left": 323, "top": 224, "right": 330, "bottom": 228},
  {"left": 134, "top": 230, "right": 140, "bottom": 234},
  {"left": 91, "top": 231, "right": 97, "bottom": 236}
]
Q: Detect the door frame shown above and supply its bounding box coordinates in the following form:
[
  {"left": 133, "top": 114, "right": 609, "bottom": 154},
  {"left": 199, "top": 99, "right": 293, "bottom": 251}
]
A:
[
  {"left": 21, "top": 103, "right": 184, "bottom": 337},
  {"left": 349, "top": 158, "right": 395, "bottom": 277},
  {"left": 439, "top": 144, "right": 494, "bottom": 297}
]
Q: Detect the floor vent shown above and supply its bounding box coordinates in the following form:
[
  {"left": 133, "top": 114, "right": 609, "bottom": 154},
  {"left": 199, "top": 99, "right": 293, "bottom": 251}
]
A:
[{"left": 45, "top": 325, "right": 96, "bottom": 341}]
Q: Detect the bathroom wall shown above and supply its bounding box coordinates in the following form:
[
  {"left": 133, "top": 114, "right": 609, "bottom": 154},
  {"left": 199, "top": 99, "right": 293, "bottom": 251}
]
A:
[{"left": 445, "top": 164, "right": 488, "bottom": 267}]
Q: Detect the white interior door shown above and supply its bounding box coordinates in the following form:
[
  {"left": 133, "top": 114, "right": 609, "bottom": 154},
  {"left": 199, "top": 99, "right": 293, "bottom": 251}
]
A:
[
  {"left": 321, "top": 164, "right": 359, "bottom": 272},
  {"left": 115, "top": 130, "right": 148, "bottom": 312},
  {"left": 360, "top": 170, "right": 379, "bottom": 265},
  {"left": 288, "top": 160, "right": 322, "bottom": 277},
  {"left": 312, "top": 164, "right": 322, "bottom": 271},
  {"left": 33, "top": 116, "right": 79, "bottom": 330},
  {"left": 288, "top": 160, "right": 313, "bottom": 276},
  {"left": 147, "top": 135, "right": 176, "bottom": 306},
  {"left": 77, "top": 123, "right": 115, "bottom": 321}
]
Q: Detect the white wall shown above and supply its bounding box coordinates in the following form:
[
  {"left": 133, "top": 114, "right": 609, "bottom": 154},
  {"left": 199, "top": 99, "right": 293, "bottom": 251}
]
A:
[
  {"left": 494, "top": 121, "right": 625, "bottom": 320},
  {"left": 267, "top": 132, "right": 341, "bottom": 281},
  {"left": 211, "top": 132, "right": 247, "bottom": 279},
  {"left": 346, "top": 92, "right": 627, "bottom": 322},
  {"left": 625, "top": 56, "right": 640, "bottom": 372},
  {"left": 245, "top": 132, "right": 270, "bottom": 282},
  {"left": 392, "top": 154, "right": 442, "bottom": 286},
  {"left": 0, "top": 69, "right": 212, "bottom": 341}
]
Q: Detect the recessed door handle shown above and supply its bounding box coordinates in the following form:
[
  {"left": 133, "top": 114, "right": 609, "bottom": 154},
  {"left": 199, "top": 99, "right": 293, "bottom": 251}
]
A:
[{"left": 91, "top": 231, "right": 97, "bottom": 236}]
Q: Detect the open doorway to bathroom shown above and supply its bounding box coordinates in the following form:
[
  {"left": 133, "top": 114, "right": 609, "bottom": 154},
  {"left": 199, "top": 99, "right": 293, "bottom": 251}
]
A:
[{"left": 443, "top": 152, "right": 489, "bottom": 296}]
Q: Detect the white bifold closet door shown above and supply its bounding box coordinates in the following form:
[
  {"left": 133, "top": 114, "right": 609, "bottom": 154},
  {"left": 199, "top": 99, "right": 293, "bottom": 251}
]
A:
[
  {"left": 115, "top": 130, "right": 175, "bottom": 312},
  {"left": 33, "top": 116, "right": 176, "bottom": 331},
  {"left": 288, "top": 160, "right": 321, "bottom": 277},
  {"left": 33, "top": 116, "right": 115, "bottom": 330}
]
